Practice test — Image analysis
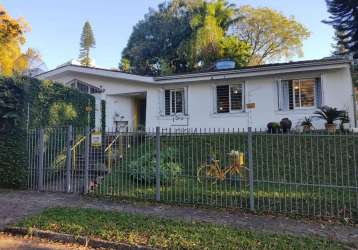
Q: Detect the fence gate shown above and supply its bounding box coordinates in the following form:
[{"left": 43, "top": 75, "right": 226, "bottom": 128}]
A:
[{"left": 28, "top": 126, "right": 102, "bottom": 193}]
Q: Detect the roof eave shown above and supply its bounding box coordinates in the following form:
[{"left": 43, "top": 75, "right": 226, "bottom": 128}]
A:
[{"left": 154, "top": 59, "right": 352, "bottom": 83}]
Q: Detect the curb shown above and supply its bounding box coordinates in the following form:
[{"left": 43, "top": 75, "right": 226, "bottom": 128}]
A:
[{"left": 3, "top": 227, "right": 155, "bottom": 250}]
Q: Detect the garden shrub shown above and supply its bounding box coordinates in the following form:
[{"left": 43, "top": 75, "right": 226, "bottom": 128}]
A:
[
  {"left": 0, "top": 130, "right": 27, "bottom": 188},
  {"left": 0, "top": 77, "right": 27, "bottom": 188},
  {"left": 27, "top": 78, "right": 95, "bottom": 128},
  {"left": 0, "top": 76, "right": 95, "bottom": 188},
  {"left": 128, "top": 147, "right": 182, "bottom": 185}
]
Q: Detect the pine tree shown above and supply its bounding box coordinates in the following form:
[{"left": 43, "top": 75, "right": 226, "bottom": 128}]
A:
[
  {"left": 324, "top": 0, "right": 358, "bottom": 58},
  {"left": 331, "top": 29, "right": 349, "bottom": 56},
  {"left": 79, "top": 21, "right": 95, "bottom": 66}
]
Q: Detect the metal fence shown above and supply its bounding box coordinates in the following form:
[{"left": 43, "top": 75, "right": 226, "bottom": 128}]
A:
[{"left": 27, "top": 126, "right": 358, "bottom": 220}]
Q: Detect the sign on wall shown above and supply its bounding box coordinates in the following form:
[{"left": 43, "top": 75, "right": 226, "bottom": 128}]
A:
[
  {"left": 91, "top": 131, "right": 102, "bottom": 147},
  {"left": 246, "top": 103, "right": 256, "bottom": 109}
]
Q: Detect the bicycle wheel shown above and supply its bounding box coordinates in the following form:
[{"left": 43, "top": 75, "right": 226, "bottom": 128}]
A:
[{"left": 197, "top": 165, "right": 218, "bottom": 185}]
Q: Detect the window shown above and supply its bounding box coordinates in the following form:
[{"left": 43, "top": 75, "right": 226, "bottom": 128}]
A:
[
  {"left": 292, "top": 79, "right": 315, "bottom": 108},
  {"left": 68, "top": 79, "right": 102, "bottom": 94},
  {"left": 165, "top": 89, "right": 184, "bottom": 115},
  {"left": 279, "top": 78, "right": 321, "bottom": 111},
  {"left": 216, "top": 84, "right": 244, "bottom": 113}
]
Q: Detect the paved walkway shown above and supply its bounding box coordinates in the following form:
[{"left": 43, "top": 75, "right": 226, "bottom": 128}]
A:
[{"left": 1, "top": 189, "right": 358, "bottom": 247}]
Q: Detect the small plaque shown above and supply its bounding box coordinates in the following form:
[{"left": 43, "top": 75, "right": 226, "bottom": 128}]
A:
[
  {"left": 91, "top": 131, "right": 102, "bottom": 147},
  {"left": 246, "top": 103, "right": 256, "bottom": 109},
  {"left": 85, "top": 106, "right": 93, "bottom": 112}
]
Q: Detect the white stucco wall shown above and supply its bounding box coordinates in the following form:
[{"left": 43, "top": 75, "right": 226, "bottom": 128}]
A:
[
  {"left": 39, "top": 65, "right": 355, "bottom": 131},
  {"left": 146, "top": 67, "right": 354, "bottom": 130}
]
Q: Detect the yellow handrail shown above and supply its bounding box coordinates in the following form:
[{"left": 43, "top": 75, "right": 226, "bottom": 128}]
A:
[
  {"left": 104, "top": 133, "right": 122, "bottom": 171},
  {"left": 104, "top": 133, "right": 122, "bottom": 152},
  {"left": 54, "top": 129, "right": 93, "bottom": 170},
  {"left": 71, "top": 135, "right": 86, "bottom": 150}
]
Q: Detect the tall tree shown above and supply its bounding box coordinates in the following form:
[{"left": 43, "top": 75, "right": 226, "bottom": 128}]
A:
[
  {"left": 331, "top": 29, "right": 350, "bottom": 56},
  {"left": 0, "top": 4, "right": 38, "bottom": 76},
  {"left": 122, "top": 0, "right": 196, "bottom": 75},
  {"left": 122, "top": 0, "right": 250, "bottom": 75},
  {"left": 233, "top": 5, "right": 310, "bottom": 65},
  {"left": 324, "top": 0, "right": 358, "bottom": 58},
  {"left": 183, "top": 0, "right": 249, "bottom": 69},
  {"left": 79, "top": 21, "right": 96, "bottom": 67}
]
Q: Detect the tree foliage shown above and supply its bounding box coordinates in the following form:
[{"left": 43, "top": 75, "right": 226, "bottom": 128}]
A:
[
  {"left": 0, "top": 5, "right": 45, "bottom": 77},
  {"left": 331, "top": 30, "right": 350, "bottom": 56},
  {"left": 79, "top": 21, "right": 96, "bottom": 66},
  {"left": 0, "top": 5, "right": 29, "bottom": 76},
  {"left": 0, "top": 4, "right": 26, "bottom": 44},
  {"left": 122, "top": 0, "right": 250, "bottom": 75},
  {"left": 183, "top": 0, "right": 249, "bottom": 68},
  {"left": 122, "top": 0, "right": 195, "bottom": 75},
  {"left": 234, "top": 5, "right": 310, "bottom": 65},
  {"left": 324, "top": 0, "right": 358, "bottom": 58},
  {"left": 122, "top": 1, "right": 310, "bottom": 75}
]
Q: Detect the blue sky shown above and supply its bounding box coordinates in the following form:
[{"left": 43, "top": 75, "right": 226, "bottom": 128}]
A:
[{"left": 2, "top": 0, "right": 334, "bottom": 70}]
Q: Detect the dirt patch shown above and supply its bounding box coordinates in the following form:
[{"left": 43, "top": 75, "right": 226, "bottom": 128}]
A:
[
  {"left": 0, "top": 232, "right": 89, "bottom": 250},
  {"left": 1, "top": 189, "right": 358, "bottom": 247}
]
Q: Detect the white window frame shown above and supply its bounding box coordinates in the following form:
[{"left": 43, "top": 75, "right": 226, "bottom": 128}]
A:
[
  {"left": 165, "top": 88, "right": 185, "bottom": 116},
  {"left": 292, "top": 79, "right": 316, "bottom": 110},
  {"left": 215, "top": 83, "right": 245, "bottom": 114}
]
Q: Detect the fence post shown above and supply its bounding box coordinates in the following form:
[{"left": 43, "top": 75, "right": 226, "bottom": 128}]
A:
[
  {"left": 37, "top": 128, "right": 44, "bottom": 191},
  {"left": 65, "top": 125, "right": 73, "bottom": 193},
  {"left": 247, "top": 127, "right": 255, "bottom": 211},
  {"left": 155, "top": 126, "right": 161, "bottom": 201},
  {"left": 84, "top": 126, "right": 90, "bottom": 194}
]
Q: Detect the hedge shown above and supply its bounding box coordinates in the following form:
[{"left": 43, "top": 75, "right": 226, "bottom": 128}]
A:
[
  {"left": 26, "top": 78, "right": 95, "bottom": 128},
  {"left": 0, "top": 76, "right": 95, "bottom": 188}
]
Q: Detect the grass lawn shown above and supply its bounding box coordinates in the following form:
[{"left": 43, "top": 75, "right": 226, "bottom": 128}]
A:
[
  {"left": 94, "top": 132, "right": 358, "bottom": 219},
  {"left": 16, "top": 207, "right": 346, "bottom": 250}
]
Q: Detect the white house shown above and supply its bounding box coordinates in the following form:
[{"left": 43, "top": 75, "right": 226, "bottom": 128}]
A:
[{"left": 37, "top": 57, "right": 357, "bottom": 131}]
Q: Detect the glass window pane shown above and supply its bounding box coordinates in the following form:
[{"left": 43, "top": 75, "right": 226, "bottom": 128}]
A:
[
  {"left": 230, "top": 84, "right": 242, "bottom": 110},
  {"left": 288, "top": 80, "right": 294, "bottom": 110},
  {"left": 300, "top": 79, "right": 315, "bottom": 107},
  {"left": 175, "top": 90, "right": 183, "bottom": 113},
  {"left": 171, "top": 91, "right": 176, "bottom": 113},
  {"left": 165, "top": 90, "right": 170, "bottom": 115},
  {"left": 216, "top": 85, "right": 229, "bottom": 113},
  {"left": 293, "top": 80, "right": 300, "bottom": 108}
]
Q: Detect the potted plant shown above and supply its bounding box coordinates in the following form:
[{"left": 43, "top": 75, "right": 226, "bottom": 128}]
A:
[
  {"left": 339, "top": 111, "right": 350, "bottom": 132},
  {"left": 301, "top": 117, "right": 313, "bottom": 132},
  {"left": 314, "top": 106, "right": 345, "bottom": 133},
  {"left": 280, "top": 118, "right": 292, "bottom": 133},
  {"left": 267, "top": 122, "right": 281, "bottom": 134}
]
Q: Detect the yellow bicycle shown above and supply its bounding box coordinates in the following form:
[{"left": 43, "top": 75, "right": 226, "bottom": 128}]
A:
[{"left": 197, "top": 150, "right": 247, "bottom": 184}]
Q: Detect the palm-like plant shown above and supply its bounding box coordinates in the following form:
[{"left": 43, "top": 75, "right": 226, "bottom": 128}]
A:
[
  {"left": 188, "top": 0, "right": 240, "bottom": 66},
  {"left": 301, "top": 117, "right": 313, "bottom": 127},
  {"left": 313, "top": 106, "right": 345, "bottom": 125}
]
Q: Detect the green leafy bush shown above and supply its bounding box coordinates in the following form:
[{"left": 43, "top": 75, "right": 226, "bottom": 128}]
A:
[
  {"left": 27, "top": 78, "right": 95, "bottom": 128},
  {"left": 0, "top": 76, "right": 95, "bottom": 188},
  {"left": 128, "top": 147, "right": 182, "bottom": 185},
  {"left": 0, "top": 130, "right": 27, "bottom": 188}
]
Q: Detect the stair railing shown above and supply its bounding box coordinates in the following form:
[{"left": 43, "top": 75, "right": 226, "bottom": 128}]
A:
[
  {"left": 54, "top": 128, "right": 94, "bottom": 171},
  {"left": 104, "top": 133, "right": 122, "bottom": 171}
]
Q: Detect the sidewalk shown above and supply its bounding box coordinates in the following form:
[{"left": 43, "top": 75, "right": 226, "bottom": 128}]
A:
[{"left": 1, "top": 189, "right": 358, "bottom": 247}]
